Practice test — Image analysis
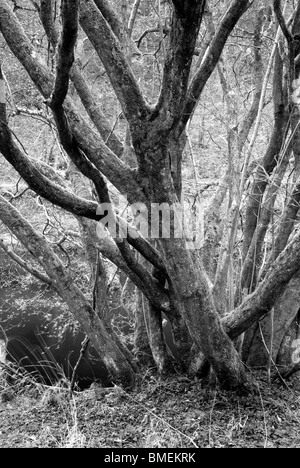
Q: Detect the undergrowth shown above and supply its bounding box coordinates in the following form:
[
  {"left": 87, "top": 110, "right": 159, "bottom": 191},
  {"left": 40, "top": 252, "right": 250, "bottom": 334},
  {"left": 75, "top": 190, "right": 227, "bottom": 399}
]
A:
[{"left": 1, "top": 369, "right": 300, "bottom": 448}]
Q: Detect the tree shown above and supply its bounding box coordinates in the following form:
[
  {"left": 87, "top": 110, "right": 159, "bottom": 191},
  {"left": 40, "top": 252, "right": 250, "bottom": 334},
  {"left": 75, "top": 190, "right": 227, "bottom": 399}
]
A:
[{"left": 2, "top": 0, "right": 300, "bottom": 393}]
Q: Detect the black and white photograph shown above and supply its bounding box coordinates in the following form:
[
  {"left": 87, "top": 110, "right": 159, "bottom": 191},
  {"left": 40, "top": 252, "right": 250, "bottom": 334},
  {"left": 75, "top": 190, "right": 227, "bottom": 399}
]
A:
[{"left": 0, "top": 0, "right": 299, "bottom": 450}]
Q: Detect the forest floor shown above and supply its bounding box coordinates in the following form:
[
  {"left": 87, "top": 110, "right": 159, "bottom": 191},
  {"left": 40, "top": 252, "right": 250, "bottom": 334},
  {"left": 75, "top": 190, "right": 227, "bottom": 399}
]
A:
[{"left": 0, "top": 370, "right": 300, "bottom": 448}]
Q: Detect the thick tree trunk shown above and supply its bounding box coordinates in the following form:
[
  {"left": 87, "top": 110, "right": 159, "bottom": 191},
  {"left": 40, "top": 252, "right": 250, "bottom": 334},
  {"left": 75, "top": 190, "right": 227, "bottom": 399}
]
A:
[
  {"left": 142, "top": 298, "right": 169, "bottom": 373},
  {"left": 162, "top": 241, "right": 253, "bottom": 392},
  {"left": 133, "top": 123, "right": 254, "bottom": 391},
  {"left": 167, "top": 311, "right": 193, "bottom": 371}
]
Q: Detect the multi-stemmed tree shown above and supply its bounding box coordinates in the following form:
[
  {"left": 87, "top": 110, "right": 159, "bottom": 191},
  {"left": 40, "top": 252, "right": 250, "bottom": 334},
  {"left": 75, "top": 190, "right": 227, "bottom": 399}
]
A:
[{"left": 1, "top": 0, "right": 300, "bottom": 393}]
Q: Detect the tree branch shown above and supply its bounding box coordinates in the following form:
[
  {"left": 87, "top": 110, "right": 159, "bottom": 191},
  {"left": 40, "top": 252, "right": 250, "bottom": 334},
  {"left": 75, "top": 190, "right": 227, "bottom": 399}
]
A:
[
  {"left": 1, "top": 67, "right": 165, "bottom": 287},
  {"left": 40, "top": 0, "right": 58, "bottom": 47},
  {"left": 242, "top": 48, "right": 288, "bottom": 261},
  {"left": 274, "top": 0, "right": 295, "bottom": 86},
  {"left": 0, "top": 141, "right": 99, "bottom": 219},
  {"left": 79, "top": 0, "right": 151, "bottom": 126},
  {"left": 264, "top": 178, "right": 300, "bottom": 268},
  {"left": 50, "top": 0, "right": 79, "bottom": 109},
  {"left": 48, "top": 96, "right": 168, "bottom": 282},
  {"left": 118, "top": 216, "right": 168, "bottom": 276},
  {"left": 154, "top": 0, "right": 206, "bottom": 126},
  {"left": 223, "top": 228, "right": 300, "bottom": 339},
  {"left": 0, "top": 237, "right": 52, "bottom": 286},
  {"left": 241, "top": 152, "right": 290, "bottom": 291},
  {"left": 179, "top": 0, "right": 252, "bottom": 134},
  {"left": 114, "top": 237, "right": 168, "bottom": 306},
  {"left": 128, "top": 0, "right": 141, "bottom": 37},
  {"left": 237, "top": 7, "right": 264, "bottom": 154},
  {"left": 273, "top": 0, "right": 293, "bottom": 44},
  {"left": 1, "top": 67, "right": 166, "bottom": 288},
  {"left": 90, "top": 224, "right": 171, "bottom": 313},
  {"left": 0, "top": 0, "right": 140, "bottom": 202},
  {"left": 38, "top": 0, "right": 123, "bottom": 157},
  {"left": 29, "top": 158, "right": 68, "bottom": 188},
  {"left": 0, "top": 62, "right": 4, "bottom": 104},
  {"left": 292, "top": 0, "right": 300, "bottom": 36},
  {"left": 0, "top": 75, "right": 100, "bottom": 222},
  {"left": 93, "top": 0, "right": 124, "bottom": 41},
  {"left": 70, "top": 65, "right": 124, "bottom": 158}
]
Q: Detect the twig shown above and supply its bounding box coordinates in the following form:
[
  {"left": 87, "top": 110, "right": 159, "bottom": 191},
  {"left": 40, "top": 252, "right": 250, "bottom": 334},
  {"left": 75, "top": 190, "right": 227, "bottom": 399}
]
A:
[
  {"left": 106, "top": 266, "right": 119, "bottom": 294},
  {"left": 136, "top": 28, "right": 160, "bottom": 48},
  {"left": 186, "top": 130, "right": 202, "bottom": 202},
  {"left": 70, "top": 336, "right": 90, "bottom": 396},
  {"left": 128, "top": 0, "right": 141, "bottom": 37}
]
